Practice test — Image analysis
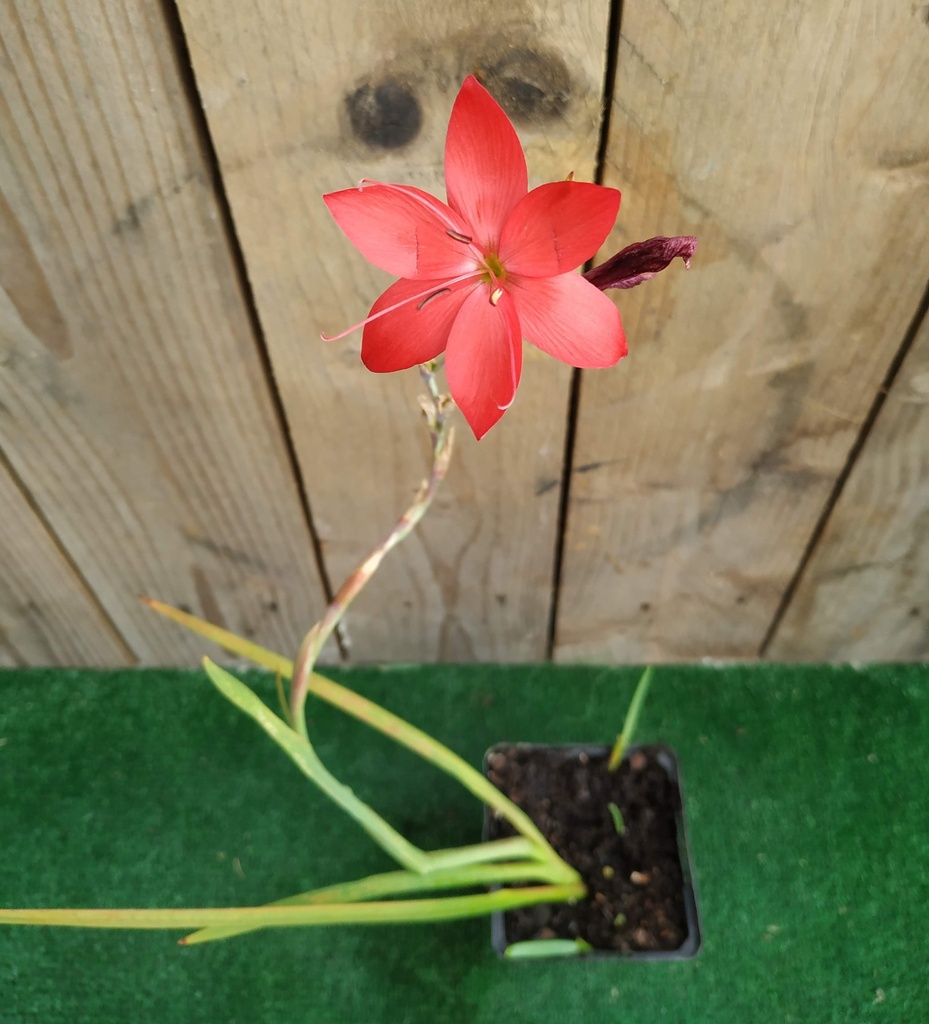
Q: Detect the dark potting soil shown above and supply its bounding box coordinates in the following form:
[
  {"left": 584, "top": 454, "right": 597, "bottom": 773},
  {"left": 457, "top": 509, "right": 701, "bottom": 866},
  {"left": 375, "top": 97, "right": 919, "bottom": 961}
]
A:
[{"left": 485, "top": 744, "right": 689, "bottom": 953}]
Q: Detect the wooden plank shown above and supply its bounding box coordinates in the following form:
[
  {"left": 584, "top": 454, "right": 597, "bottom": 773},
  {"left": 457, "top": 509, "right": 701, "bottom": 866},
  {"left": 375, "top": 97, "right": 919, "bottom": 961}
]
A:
[
  {"left": 175, "top": 0, "right": 612, "bottom": 661},
  {"left": 0, "top": 457, "right": 131, "bottom": 665},
  {"left": 555, "top": 1, "right": 929, "bottom": 662},
  {"left": 0, "top": 3, "right": 327, "bottom": 664},
  {"left": 768, "top": 311, "right": 929, "bottom": 661}
]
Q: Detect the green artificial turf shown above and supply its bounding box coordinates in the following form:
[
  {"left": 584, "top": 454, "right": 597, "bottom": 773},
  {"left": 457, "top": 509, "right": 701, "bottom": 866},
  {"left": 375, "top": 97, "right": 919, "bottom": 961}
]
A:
[{"left": 1, "top": 663, "right": 927, "bottom": 1023}]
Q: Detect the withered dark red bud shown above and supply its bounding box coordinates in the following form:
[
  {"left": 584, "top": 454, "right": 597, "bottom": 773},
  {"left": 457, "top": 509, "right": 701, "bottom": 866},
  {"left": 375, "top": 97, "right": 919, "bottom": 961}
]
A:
[{"left": 583, "top": 235, "right": 697, "bottom": 291}]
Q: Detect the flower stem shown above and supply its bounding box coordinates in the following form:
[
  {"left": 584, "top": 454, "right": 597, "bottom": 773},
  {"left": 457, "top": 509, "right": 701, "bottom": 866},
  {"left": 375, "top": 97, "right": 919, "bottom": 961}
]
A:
[
  {"left": 123, "top": 371, "right": 591, "bottom": 940},
  {"left": 289, "top": 363, "right": 455, "bottom": 737}
]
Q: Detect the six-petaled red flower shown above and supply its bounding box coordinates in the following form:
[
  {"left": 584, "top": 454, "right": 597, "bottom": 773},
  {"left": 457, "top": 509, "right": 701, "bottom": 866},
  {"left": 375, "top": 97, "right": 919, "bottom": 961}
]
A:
[{"left": 324, "top": 75, "right": 627, "bottom": 439}]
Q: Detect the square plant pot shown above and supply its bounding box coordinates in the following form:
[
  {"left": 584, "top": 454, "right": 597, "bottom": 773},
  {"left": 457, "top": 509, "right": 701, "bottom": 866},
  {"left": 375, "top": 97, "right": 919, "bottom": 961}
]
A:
[{"left": 484, "top": 743, "right": 701, "bottom": 959}]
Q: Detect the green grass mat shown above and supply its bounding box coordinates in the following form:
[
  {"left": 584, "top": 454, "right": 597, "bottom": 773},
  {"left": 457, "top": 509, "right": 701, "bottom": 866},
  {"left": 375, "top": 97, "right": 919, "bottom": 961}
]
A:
[{"left": 2, "top": 663, "right": 927, "bottom": 1023}]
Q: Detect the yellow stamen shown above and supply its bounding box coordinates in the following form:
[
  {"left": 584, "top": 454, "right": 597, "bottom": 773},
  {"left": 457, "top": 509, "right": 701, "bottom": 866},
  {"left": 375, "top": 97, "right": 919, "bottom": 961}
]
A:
[{"left": 490, "top": 288, "right": 504, "bottom": 306}]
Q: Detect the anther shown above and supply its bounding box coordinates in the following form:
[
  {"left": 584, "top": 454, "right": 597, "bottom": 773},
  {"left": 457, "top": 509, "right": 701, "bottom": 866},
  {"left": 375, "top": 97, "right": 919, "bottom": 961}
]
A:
[
  {"left": 490, "top": 288, "right": 504, "bottom": 306},
  {"left": 445, "top": 228, "right": 473, "bottom": 244},
  {"left": 417, "top": 287, "right": 452, "bottom": 310}
]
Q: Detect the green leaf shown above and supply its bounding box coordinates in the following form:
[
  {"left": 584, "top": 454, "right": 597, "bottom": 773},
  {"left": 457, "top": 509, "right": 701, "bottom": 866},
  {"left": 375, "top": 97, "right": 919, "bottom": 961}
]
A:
[
  {"left": 141, "top": 597, "right": 292, "bottom": 676},
  {"left": 608, "top": 665, "right": 655, "bottom": 771},
  {"left": 607, "top": 801, "right": 626, "bottom": 835}
]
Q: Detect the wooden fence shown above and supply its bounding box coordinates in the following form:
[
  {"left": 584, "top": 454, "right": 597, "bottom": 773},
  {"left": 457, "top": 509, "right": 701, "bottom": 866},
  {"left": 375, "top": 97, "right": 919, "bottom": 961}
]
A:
[{"left": 1, "top": 1, "right": 927, "bottom": 667}]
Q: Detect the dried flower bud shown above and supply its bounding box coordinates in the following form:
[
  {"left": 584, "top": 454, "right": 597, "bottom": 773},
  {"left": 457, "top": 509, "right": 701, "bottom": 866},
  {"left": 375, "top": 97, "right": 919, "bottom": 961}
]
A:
[{"left": 583, "top": 235, "right": 697, "bottom": 291}]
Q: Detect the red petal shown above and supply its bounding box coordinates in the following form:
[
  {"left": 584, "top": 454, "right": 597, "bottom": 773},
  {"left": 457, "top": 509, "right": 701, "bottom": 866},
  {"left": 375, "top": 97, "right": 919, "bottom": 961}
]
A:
[
  {"left": 498, "top": 182, "right": 621, "bottom": 277},
  {"left": 361, "top": 277, "right": 476, "bottom": 372},
  {"left": 324, "top": 184, "right": 476, "bottom": 279},
  {"left": 444, "top": 77, "right": 528, "bottom": 252},
  {"left": 509, "top": 273, "right": 626, "bottom": 367},
  {"left": 445, "top": 287, "right": 523, "bottom": 439}
]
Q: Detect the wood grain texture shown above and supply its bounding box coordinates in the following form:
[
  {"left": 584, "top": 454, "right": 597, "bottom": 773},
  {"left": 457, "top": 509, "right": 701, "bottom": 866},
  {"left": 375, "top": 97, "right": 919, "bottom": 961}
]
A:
[
  {"left": 0, "top": 2, "right": 327, "bottom": 664},
  {"left": 0, "top": 456, "right": 131, "bottom": 665},
  {"left": 554, "top": 1, "right": 929, "bottom": 661},
  {"left": 175, "top": 0, "right": 612, "bottom": 661},
  {"left": 768, "top": 310, "right": 929, "bottom": 661}
]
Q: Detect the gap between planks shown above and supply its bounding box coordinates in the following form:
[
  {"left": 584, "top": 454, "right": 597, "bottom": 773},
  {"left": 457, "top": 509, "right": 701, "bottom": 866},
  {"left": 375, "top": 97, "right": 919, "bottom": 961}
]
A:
[
  {"left": 546, "top": 0, "right": 626, "bottom": 660},
  {"left": 759, "top": 275, "right": 929, "bottom": 657},
  {"left": 0, "top": 443, "right": 136, "bottom": 663},
  {"left": 158, "top": 0, "right": 344, "bottom": 657}
]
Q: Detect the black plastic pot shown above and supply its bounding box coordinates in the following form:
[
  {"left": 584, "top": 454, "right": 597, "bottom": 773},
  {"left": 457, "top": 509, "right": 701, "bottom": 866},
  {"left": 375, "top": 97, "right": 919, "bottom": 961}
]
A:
[{"left": 484, "top": 742, "right": 701, "bottom": 959}]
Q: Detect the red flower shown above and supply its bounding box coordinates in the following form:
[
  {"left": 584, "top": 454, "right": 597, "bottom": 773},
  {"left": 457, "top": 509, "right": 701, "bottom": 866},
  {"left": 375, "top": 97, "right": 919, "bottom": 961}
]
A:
[{"left": 324, "top": 76, "right": 626, "bottom": 439}]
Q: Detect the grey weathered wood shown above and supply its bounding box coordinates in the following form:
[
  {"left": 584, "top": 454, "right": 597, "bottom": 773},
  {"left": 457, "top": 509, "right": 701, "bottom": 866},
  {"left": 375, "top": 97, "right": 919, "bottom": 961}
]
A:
[
  {"left": 555, "top": 0, "right": 929, "bottom": 662},
  {"left": 0, "top": 2, "right": 328, "bottom": 663},
  {"left": 0, "top": 457, "right": 131, "bottom": 665},
  {"left": 769, "top": 309, "right": 929, "bottom": 661}
]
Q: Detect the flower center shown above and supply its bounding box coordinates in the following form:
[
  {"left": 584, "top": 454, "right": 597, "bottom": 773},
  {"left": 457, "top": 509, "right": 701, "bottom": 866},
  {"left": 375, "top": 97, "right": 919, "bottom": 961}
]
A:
[{"left": 481, "top": 252, "right": 506, "bottom": 284}]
